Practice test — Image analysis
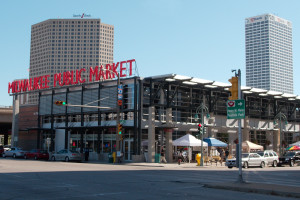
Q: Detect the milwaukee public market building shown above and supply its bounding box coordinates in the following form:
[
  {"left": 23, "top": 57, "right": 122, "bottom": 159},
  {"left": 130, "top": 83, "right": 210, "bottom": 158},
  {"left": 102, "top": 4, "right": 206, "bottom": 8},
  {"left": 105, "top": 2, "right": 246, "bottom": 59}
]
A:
[{"left": 9, "top": 60, "right": 300, "bottom": 162}]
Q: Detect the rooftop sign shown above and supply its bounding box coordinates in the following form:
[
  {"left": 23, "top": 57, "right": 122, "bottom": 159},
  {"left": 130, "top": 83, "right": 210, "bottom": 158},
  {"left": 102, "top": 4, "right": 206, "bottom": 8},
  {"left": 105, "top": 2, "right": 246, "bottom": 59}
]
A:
[
  {"left": 8, "top": 59, "right": 136, "bottom": 94},
  {"left": 73, "top": 13, "right": 91, "bottom": 18}
]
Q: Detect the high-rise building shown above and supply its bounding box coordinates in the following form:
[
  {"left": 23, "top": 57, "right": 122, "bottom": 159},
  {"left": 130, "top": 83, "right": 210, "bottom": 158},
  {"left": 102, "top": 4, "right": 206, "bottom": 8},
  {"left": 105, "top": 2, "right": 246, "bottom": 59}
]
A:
[
  {"left": 28, "top": 18, "right": 114, "bottom": 104},
  {"left": 245, "top": 14, "right": 293, "bottom": 94}
]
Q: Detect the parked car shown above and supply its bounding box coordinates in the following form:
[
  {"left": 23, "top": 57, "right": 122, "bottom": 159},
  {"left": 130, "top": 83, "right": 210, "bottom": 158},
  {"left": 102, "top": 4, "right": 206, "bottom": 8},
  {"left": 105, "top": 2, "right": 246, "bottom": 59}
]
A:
[
  {"left": 257, "top": 150, "right": 279, "bottom": 167},
  {"left": 24, "top": 149, "right": 49, "bottom": 160},
  {"left": 3, "top": 147, "right": 26, "bottom": 158},
  {"left": 278, "top": 151, "right": 300, "bottom": 167},
  {"left": 51, "top": 149, "right": 81, "bottom": 162},
  {"left": 226, "top": 153, "right": 267, "bottom": 168}
]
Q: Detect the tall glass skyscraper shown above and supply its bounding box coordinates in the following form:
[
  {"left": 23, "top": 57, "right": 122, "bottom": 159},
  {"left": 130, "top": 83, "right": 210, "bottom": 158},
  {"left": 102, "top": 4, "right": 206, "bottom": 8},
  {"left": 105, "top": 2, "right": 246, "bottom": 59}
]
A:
[{"left": 245, "top": 14, "right": 293, "bottom": 94}]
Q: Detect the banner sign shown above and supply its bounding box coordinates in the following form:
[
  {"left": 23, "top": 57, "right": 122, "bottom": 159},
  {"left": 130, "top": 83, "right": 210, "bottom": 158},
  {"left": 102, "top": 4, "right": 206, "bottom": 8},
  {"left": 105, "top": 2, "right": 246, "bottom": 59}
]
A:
[{"left": 8, "top": 59, "right": 135, "bottom": 94}]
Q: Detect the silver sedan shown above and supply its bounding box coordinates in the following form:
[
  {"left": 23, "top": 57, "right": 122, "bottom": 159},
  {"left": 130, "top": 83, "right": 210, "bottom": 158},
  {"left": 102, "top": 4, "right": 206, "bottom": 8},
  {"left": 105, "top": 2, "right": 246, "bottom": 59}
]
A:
[
  {"left": 51, "top": 149, "right": 82, "bottom": 162},
  {"left": 226, "top": 153, "right": 268, "bottom": 168}
]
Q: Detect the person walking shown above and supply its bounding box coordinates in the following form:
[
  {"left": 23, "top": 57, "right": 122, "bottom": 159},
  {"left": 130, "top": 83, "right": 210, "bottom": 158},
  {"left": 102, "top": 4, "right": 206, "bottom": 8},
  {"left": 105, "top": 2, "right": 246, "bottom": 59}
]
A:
[
  {"left": 160, "top": 148, "right": 167, "bottom": 164},
  {"left": 225, "top": 149, "right": 229, "bottom": 160}
]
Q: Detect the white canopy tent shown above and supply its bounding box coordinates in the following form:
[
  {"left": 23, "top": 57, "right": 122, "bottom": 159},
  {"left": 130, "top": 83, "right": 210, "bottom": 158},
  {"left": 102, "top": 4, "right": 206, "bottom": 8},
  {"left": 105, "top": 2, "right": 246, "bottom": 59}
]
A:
[
  {"left": 242, "top": 140, "right": 264, "bottom": 152},
  {"left": 172, "top": 134, "right": 208, "bottom": 163},
  {"left": 173, "top": 134, "right": 208, "bottom": 147}
]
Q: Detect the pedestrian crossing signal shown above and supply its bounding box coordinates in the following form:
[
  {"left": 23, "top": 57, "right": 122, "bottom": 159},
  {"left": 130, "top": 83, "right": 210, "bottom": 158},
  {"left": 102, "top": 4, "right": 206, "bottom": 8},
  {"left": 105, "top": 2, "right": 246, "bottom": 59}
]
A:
[{"left": 54, "top": 101, "right": 66, "bottom": 106}]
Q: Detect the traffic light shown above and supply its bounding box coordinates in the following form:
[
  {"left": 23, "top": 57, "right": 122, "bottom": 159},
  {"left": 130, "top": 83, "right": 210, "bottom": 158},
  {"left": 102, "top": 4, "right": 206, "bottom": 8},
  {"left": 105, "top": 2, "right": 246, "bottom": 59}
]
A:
[
  {"left": 198, "top": 124, "right": 202, "bottom": 134},
  {"left": 118, "top": 124, "right": 123, "bottom": 135},
  {"left": 228, "top": 76, "right": 238, "bottom": 100},
  {"left": 54, "top": 101, "right": 66, "bottom": 106}
]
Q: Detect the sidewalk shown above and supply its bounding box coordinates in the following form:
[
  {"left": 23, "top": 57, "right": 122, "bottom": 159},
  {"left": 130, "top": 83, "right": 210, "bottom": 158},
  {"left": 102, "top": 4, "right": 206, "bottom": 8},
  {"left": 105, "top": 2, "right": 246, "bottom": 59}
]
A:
[{"left": 204, "top": 181, "right": 300, "bottom": 199}]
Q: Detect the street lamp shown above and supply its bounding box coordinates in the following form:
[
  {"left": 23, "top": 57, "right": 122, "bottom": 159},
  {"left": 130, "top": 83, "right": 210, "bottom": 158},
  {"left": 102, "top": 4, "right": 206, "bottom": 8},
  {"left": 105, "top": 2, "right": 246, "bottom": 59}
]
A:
[
  {"left": 274, "top": 112, "right": 288, "bottom": 156},
  {"left": 195, "top": 103, "right": 210, "bottom": 166}
]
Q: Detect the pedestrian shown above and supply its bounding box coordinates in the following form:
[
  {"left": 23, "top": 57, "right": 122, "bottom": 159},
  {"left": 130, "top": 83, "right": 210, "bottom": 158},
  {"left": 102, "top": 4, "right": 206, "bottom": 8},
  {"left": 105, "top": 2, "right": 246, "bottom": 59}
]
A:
[
  {"left": 178, "top": 151, "right": 183, "bottom": 165},
  {"left": 84, "top": 147, "right": 89, "bottom": 161},
  {"left": 161, "top": 148, "right": 167, "bottom": 164},
  {"left": 225, "top": 149, "right": 229, "bottom": 160},
  {"left": 220, "top": 149, "right": 225, "bottom": 162}
]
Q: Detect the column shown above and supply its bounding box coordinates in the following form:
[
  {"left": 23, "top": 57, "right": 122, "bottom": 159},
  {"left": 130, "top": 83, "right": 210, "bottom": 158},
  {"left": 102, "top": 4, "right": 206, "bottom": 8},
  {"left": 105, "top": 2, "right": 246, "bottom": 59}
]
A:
[
  {"left": 273, "top": 130, "right": 280, "bottom": 153},
  {"left": 11, "top": 95, "right": 19, "bottom": 147},
  {"left": 165, "top": 108, "right": 173, "bottom": 163},
  {"left": 148, "top": 106, "right": 155, "bottom": 163},
  {"left": 243, "top": 116, "right": 250, "bottom": 141}
]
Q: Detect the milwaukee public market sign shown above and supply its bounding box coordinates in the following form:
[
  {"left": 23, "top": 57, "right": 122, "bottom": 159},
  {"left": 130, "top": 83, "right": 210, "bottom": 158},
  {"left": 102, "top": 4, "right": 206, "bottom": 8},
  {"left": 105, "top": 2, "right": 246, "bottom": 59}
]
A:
[{"left": 8, "top": 59, "right": 135, "bottom": 94}]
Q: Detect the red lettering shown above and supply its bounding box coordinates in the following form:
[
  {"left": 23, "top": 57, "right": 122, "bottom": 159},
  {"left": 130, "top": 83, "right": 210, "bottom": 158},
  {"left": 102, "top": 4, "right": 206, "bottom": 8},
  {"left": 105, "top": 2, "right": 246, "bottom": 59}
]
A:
[
  {"left": 14, "top": 81, "right": 19, "bottom": 93},
  {"left": 8, "top": 82, "right": 14, "bottom": 93},
  {"left": 54, "top": 73, "right": 63, "bottom": 87},
  {"left": 28, "top": 78, "right": 33, "bottom": 91},
  {"left": 44, "top": 75, "right": 50, "bottom": 89},
  {"left": 19, "top": 79, "right": 28, "bottom": 92},
  {"left": 79, "top": 68, "right": 86, "bottom": 83},
  {"left": 63, "top": 71, "right": 71, "bottom": 85},
  {"left": 99, "top": 65, "right": 106, "bottom": 80},
  {"left": 127, "top": 59, "right": 135, "bottom": 76},
  {"left": 120, "top": 61, "right": 127, "bottom": 77},
  {"left": 112, "top": 62, "right": 119, "bottom": 78},
  {"left": 33, "top": 77, "right": 41, "bottom": 90},
  {"left": 105, "top": 64, "right": 113, "bottom": 79},
  {"left": 89, "top": 66, "right": 99, "bottom": 82}
]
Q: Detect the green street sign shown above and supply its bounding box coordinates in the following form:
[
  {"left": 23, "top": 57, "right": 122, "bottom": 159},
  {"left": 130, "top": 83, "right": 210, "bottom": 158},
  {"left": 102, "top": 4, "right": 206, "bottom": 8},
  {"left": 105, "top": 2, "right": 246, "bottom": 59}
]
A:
[{"left": 227, "top": 99, "right": 245, "bottom": 119}]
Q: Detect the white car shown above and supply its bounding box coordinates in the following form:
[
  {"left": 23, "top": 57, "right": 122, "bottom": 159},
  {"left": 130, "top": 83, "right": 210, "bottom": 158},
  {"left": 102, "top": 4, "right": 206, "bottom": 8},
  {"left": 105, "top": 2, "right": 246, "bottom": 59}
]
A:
[
  {"left": 3, "top": 147, "right": 26, "bottom": 158},
  {"left": 257, "top": 150, "right": 279, "bottom": 167},
  {"left": 226, "top": 153, "right": 268, "bottom": 168},
  {"left": 51, "top": 149, "right": 81, "bottom": 162}
]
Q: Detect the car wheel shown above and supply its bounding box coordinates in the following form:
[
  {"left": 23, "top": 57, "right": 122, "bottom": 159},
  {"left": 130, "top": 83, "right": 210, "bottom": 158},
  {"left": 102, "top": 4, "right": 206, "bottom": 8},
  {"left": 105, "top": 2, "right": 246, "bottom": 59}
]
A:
[
  {"left": 243, "top": 162, "right": 248, "bottom": 169},
  {"left": 273, "top": 160, "right": 277, "bottom": 167},
  {"left": 260, "top": 161, "right": 265, "bottom": 168},
  {"left": 34, "top": 156, "right": 38, "bottom": 160},
  {"left": 51, "top": 156, "right": 56, "bottom": 161},
  {"left": 2, "top": 154, "right": 6, "bottom": 158},
  {"left": 24, "top": 155, "right": 27, "bottom": 159},
  {"left": 228, "top": 166, "right": 233, "bottom": 169},
  {"left": 290, "top": 160, "right": 294, "bottom": 167},
  {"left": 13, "top": 154, "right": 16, "bottom": 158},
  {"left": 65, "top": 157, "right": 69, "bottom": 162}
]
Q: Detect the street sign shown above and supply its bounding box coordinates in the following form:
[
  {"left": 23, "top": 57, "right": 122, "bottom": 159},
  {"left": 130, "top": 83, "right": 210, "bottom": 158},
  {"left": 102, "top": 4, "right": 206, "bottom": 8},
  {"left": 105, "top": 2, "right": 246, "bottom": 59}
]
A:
[
  {"left": 227, "top": 99, "right": 245, "bottom": 119},
  {"left": 118, "top": 85, "right": 123, "bottom": 94}
]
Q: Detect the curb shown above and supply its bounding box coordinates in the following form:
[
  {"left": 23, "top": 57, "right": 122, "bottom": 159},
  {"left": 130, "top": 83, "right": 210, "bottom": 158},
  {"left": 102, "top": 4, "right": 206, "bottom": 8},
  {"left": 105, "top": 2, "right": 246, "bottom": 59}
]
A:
[{"left": 203, "top": 182, "right": 300, "bottom": 198}]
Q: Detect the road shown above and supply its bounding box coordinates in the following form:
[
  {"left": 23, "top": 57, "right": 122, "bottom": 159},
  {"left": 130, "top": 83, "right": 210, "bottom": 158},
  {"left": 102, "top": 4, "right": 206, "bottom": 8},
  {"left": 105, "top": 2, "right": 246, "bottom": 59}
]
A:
[{"left": 0, "top": 158, "right": 299, "bottom": 200}]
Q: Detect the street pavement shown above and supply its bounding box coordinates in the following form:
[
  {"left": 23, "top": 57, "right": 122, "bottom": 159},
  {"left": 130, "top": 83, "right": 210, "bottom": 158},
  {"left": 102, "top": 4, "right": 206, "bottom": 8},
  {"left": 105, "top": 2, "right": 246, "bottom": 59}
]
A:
[
  {"left": 117, "top": 161, "right": 300, "bottom": 198},
  {"left": 0, "top": 158, "right": 299, "bottom": 199}
]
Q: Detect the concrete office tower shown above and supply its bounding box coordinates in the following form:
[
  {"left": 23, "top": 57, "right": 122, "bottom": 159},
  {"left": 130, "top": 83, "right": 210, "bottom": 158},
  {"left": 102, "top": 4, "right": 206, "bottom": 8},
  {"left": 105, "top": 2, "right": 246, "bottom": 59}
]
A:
[
  {"left": 245, "top": 14, "right": 293, "bottom": 94},
  {"left": 28, "top": 18, "right": 114, "bottom": 104}
]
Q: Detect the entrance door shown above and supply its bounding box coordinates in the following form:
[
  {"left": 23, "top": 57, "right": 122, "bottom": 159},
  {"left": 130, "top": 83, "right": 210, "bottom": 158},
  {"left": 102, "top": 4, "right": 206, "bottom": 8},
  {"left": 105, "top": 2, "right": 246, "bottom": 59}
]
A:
[{"left": 123, "top": 138, "right": 133, "bottom": 161}]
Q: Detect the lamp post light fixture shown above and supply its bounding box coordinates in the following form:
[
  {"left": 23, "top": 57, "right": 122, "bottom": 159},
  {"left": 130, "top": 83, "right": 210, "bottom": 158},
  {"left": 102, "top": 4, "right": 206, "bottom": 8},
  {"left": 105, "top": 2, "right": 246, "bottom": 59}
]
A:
[
  {"left": 195, "top": 103, "right": 210, "bottom": 166},
  {"left": 274, "top": 112, "right": 288, "bottom": 156}
]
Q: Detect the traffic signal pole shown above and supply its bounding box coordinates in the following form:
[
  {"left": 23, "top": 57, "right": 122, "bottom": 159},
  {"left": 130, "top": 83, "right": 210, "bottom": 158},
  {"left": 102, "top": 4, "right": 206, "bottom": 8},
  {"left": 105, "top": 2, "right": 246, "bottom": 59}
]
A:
[
  {"left": 229, "top": 69, "right": 244, "bottom": 183},
  {"left": 237, "top": 69, "right": 243, "bottom": 183}
]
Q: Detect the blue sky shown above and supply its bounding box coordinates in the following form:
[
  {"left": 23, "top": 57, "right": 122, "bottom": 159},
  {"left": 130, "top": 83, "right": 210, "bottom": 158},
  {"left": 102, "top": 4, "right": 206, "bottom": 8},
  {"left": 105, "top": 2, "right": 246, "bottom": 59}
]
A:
[{"left": 1, "top": 0, "right": 299, "bottom": 106}]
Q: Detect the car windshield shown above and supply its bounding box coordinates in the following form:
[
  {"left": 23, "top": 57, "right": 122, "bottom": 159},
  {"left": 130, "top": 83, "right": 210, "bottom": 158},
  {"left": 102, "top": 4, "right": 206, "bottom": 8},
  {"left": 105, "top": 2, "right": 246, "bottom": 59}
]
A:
[
  {"left": 284, "top": 152, "right": 295, "bottom": 156},
  {"left": 40, "top": 150, "right": 47, "bottom": 153},
  {"left": 70, "top": 150, "right": 79, "bottom": 153},
  {"left": 257, "top": 152, "right": 264, "bottom": 156},
  {"left": 242, "top": 153, "right": 249, "bottom": 158}
]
